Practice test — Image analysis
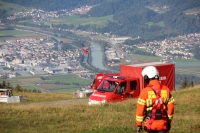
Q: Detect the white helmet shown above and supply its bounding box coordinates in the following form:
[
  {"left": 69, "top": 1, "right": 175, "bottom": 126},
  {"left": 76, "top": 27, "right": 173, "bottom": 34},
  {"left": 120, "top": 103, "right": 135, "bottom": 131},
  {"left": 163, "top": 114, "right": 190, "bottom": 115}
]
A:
[{"left": 142, "top": 66, "right": 159, "bottom": 79}]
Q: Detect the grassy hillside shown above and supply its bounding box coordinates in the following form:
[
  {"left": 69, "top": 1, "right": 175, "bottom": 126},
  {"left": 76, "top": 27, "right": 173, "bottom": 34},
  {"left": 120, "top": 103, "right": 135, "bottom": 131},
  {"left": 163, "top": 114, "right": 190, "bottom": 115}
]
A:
[
  {"left": 0, "top": 0, "right": 31, "bottom": 15},
  {"left": 46, "top": 15, "right": 115, "bottom": 28},
  {"left": 0, "top": 85, "right": 200, "bottom": 133}
]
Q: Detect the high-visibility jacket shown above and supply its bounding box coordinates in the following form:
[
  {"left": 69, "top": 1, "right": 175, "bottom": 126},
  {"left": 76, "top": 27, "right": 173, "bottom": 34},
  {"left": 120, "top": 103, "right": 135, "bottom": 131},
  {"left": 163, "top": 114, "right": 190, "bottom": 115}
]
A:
[{"left": 136, "top": 79, "right": 175, "bottom": 129}]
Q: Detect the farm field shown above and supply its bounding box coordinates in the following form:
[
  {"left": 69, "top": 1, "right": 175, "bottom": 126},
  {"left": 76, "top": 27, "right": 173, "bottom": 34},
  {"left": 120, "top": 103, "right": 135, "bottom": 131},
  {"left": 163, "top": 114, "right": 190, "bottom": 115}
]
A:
[
  {"left": 130, "top": 54, "right": 162, "bottom": 62},
  {"left": 46, "top": 15, "right": 115, "bottom": 27},
  {"left": 172, "top": 59, "right": 200, "bottom": 77},
  {"left": 0, "top": 29, "right": 47, "bottom": 41},
  {"left": 0, "top": 74, "right": 93, "bottom": 92}
]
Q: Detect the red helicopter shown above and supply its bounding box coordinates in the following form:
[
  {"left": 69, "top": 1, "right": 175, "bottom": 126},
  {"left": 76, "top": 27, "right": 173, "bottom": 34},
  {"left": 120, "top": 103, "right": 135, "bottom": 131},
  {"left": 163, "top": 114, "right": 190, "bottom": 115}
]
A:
[
  {"left": 82, "top": 48, "right": 89, "bottom": 54},
  {"left": 82, "top": 45, "right": 91, "bottom": 54}
]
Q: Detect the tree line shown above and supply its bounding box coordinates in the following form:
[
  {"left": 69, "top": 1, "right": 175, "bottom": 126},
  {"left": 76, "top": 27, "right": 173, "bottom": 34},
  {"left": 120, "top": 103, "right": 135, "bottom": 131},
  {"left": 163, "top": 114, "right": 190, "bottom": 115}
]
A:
[
  {"left": 179, "top": 77, "right": 200, "bottom": 89},
  {"left": 176, "top": 74, "right": 200, "bottom": 88},
  {"left": 85, "top": 0, "right": 200, "bottom": 40}
]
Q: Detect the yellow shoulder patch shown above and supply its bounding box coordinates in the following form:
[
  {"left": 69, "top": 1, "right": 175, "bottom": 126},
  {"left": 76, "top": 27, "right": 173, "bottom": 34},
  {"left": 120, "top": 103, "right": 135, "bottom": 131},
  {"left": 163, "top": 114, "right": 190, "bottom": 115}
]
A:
[
  {"left": 161, "top": 90, "right": 167, "bottom": 98},
  {"left": 148, "top": 91, "right": 156, "bottom": 99},
  {"left": 148, "top": 90, "right": 167, "bottom": 98}
]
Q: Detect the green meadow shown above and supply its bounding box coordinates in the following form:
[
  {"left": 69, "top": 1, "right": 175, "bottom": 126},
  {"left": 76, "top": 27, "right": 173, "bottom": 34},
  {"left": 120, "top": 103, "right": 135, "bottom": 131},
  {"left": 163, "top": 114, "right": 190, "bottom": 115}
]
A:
[
  {"left": 170, "top": 59, "right": 200, "bottom": 77},
  {"left": 0, "top": 74, "right": 93, "bottom": 92},
  {"left": 17, "top": 19, "right": 36, "bottom": 25},
  {"left": 146, "top": 21, "right": 165, "bottom": 27},
  {"left": 0, "top": 0, "right": 31, "bottom": 15},
  {"left": 0, "top": 85, "right": 200, "bottom": 133},
  {"left": 0, "top": 29, "right": 46, "bottom": 41},
  {"left": 130, "top": 54, "right": 162, "bottom": 62},
  {"left": 0, "top": 30, "right": 32, "bottom": 36},
  {"left": 46, "top": 15, "right": 115, "bottom": 27}
]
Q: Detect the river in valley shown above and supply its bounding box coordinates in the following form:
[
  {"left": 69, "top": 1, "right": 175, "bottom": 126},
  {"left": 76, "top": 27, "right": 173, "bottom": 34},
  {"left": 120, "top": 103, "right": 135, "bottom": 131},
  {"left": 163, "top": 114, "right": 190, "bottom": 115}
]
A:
[{"left": 90, "top": 42, "right": 107, "bottom": 70}]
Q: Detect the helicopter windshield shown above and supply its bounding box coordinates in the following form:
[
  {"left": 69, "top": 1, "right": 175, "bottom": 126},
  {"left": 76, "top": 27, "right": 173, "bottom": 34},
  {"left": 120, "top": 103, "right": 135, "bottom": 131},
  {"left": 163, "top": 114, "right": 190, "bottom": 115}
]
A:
[{"left": 97, "top": 80, "right": 118, "bottom": 92}]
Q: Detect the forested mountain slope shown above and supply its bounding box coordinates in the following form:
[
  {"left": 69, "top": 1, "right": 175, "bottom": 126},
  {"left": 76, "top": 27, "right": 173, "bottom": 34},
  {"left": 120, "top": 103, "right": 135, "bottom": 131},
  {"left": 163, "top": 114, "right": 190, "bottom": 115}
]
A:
[
  {"left": 86, "top": 0, "right": 200, "bottom": 40},
  {"left": 2, "top": 0, "right": 107, "bottom": 11},
  {"left": 2, "top": 0, "right": 200, "bottom": 41}
]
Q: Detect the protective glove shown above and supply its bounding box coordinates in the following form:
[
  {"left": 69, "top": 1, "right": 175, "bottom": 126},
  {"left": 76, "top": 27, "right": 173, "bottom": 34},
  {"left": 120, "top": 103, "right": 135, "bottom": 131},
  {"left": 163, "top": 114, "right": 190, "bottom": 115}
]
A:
[{"left": 137, "top": 126, "right": 143, "bottom": 133}]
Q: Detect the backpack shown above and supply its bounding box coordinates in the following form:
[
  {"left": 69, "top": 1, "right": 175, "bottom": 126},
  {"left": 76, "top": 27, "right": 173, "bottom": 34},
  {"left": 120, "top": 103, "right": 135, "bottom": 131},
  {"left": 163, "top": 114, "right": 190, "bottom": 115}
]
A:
[{"left": 147, "top": 85, "right": 168, "bottom": 130}]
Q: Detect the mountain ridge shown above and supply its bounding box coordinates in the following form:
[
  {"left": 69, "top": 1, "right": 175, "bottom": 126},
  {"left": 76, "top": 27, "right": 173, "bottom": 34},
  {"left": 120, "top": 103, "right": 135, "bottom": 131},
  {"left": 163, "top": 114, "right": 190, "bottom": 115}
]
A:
[{"left": 1, "top": 0, "right": 200, "bottom": 42}]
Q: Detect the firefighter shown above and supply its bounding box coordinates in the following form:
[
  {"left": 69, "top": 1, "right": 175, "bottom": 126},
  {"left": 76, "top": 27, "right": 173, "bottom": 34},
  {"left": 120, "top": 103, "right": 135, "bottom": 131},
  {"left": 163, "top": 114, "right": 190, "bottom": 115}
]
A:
[{"left": 136, "top": 66, "right": 175, "bottom": 133}]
